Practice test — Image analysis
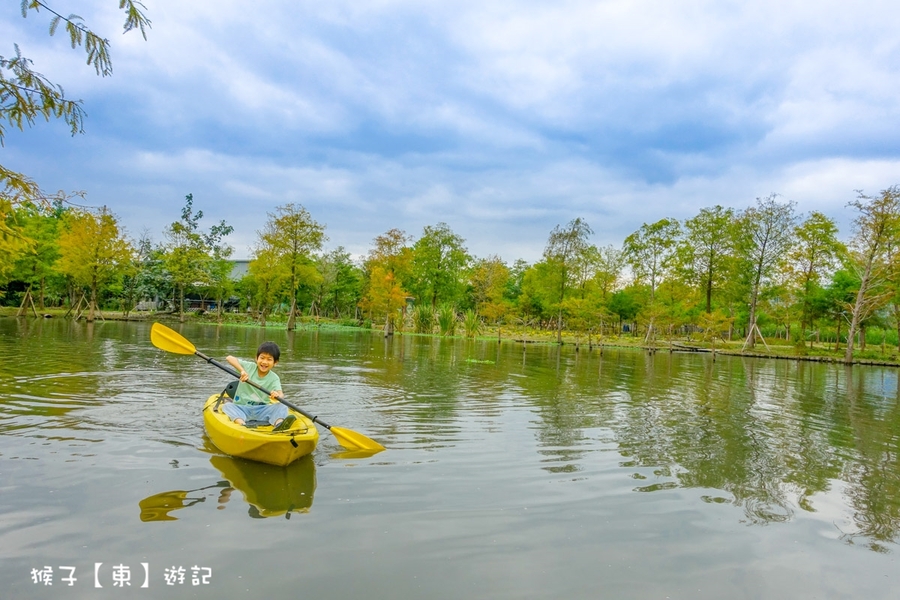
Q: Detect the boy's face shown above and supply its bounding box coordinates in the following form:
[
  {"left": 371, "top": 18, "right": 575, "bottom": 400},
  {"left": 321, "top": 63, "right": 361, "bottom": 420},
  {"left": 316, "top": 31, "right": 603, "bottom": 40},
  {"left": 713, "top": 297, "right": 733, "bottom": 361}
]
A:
[{"left": 255, "top": 352, "right": 277, "bottom": 375}]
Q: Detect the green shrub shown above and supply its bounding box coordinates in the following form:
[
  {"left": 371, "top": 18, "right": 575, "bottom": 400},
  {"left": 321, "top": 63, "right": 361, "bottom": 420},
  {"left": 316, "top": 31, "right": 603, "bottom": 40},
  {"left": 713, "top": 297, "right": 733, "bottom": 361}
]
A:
[
  {"left": 463, "top": 309, "right": 482, "bottom": 338},
  {"left": 437, "top": 304, "right": 458, "bottom": 336},
  {"left": 412, "top": 305, "right": 435, "bottom": 334}
]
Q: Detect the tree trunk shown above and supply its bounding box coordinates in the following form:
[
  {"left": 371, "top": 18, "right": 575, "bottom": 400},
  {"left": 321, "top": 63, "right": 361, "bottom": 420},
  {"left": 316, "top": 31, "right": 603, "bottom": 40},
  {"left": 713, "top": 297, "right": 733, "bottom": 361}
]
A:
[
  {"left": 287, "top": 297, "right": 297, "bottom": 331},
  {"left": 844, "top": 265, "right": 872, "bottom": 363},
  {"left": 705, "top": 272, "right": 713, "bottom": 314},
  {"left": 87, "top": 284, "right": 97, "bottom": 323},
  {"left": 834, "top": 319, "right": 842, "bottom": 351},
  {"left": 744, "top": 250, "right": 767, "bottom": 349}
]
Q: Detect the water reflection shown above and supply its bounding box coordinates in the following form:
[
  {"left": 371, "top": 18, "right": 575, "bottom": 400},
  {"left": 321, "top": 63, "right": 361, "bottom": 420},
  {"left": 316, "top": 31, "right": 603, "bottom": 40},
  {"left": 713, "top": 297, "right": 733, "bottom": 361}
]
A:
[
  {"left": 341, "top": 334, "right": 900, "bottom": 546},
  {"left": 211, "top": 455, "right": 316, "bottom": 518},
  {"left": 139, "top": 482, "right": 230, "bottom": 521},
  {"left": 330, "top": 448, "right": 386, "bottom": 459},
  {"left": 138, "top": 455, "right": 317, "bottom": 521},
  {"left": 605, "top": 354, "right": 900, "bottom": 543},
  {"left": 4, "top": 318, "right": 900, "bottom": 553}
]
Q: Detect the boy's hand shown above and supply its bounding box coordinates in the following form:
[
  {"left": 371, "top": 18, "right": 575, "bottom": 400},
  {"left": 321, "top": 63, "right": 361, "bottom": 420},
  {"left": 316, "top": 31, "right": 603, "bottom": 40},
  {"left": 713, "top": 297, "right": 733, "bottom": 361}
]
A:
[
  {"left": 270, "top": 390, "right": 284, "bottom": 401},
  {"left": 239, "top": 370, "right": 249, "bottom": 382}
]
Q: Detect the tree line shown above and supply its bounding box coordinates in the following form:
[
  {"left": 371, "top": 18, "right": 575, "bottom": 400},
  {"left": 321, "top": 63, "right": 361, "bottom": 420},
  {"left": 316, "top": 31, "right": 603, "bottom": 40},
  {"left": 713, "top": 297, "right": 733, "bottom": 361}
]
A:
[
  {"left": 3, "top": 187, "right": 900, "bottom": 362},
  {"left": 4, "top": 4, "right": 900, "bottom": 363}
]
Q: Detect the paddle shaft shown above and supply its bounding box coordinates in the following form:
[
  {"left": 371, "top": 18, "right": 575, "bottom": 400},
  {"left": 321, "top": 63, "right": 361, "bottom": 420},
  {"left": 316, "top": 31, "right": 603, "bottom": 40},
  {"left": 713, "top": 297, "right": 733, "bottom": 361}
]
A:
[{"left": 194, "top": 350, "right": 334, "bottom": 431}]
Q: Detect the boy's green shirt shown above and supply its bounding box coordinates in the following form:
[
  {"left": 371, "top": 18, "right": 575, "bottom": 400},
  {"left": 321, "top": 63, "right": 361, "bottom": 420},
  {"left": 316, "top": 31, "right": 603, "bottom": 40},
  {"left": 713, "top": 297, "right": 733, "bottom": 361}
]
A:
[{"left": 234, "top": 358, "right": 282, "bottom": 405}]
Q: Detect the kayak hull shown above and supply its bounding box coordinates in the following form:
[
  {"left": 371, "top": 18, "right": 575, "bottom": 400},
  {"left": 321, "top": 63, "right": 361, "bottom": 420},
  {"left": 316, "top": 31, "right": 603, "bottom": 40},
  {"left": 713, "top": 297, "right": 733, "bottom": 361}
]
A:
[{"left": 203, "top": 394, "right": 319, "bottom": 466}]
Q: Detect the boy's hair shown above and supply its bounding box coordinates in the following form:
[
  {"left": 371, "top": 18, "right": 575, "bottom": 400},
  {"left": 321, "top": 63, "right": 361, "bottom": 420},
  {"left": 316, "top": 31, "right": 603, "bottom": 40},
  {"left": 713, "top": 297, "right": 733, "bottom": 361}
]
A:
[{"left": 256, "top": 341, "right": 281, "bottom": 362}]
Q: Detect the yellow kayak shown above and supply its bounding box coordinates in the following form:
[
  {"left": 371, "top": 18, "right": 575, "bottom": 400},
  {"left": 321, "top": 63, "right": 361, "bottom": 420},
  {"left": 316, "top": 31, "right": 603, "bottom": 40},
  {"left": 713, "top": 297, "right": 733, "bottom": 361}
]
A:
[{"left": 203, "top": 394, "right": 319, "bottom": 466}]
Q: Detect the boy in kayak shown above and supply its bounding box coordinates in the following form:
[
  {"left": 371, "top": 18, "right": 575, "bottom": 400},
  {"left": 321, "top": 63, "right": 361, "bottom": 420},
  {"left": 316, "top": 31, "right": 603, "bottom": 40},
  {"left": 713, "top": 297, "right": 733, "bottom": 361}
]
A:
[{"left": 223, "top": 342, "right": 296, "bottom": 431}]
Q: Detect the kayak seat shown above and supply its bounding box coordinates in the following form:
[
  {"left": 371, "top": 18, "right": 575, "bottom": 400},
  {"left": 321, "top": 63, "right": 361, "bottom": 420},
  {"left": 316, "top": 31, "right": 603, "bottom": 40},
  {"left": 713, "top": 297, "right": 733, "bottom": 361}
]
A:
[
  {"left": 222, "top": 380, "right": 239, "bottom": 399},
  {"left": 212, "top": 380, "right": 240, "bottom": 413}
]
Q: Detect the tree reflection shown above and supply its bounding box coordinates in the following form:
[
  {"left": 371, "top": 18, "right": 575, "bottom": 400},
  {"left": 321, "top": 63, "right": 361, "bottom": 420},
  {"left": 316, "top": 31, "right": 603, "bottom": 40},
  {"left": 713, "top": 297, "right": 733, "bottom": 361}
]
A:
[
  {"left": 839, "top": 367, "right": 900, "bottom": 549},
  {"left": 515, "top": 346, "right": 900, "bottom": 547}
]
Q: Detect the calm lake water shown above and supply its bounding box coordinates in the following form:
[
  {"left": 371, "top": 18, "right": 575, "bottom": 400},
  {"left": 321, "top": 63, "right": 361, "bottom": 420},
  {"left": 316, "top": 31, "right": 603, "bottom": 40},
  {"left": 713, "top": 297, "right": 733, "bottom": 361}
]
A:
[{"left": 1, "top": 317, "right": 899, "bottom": 599}]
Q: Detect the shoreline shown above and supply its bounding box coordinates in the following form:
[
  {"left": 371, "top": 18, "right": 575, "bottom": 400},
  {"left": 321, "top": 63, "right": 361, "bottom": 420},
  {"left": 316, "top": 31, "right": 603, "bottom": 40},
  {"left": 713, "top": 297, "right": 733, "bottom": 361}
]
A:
[{"left": 4, "top": 307, "right": 898, "bottom": 368}]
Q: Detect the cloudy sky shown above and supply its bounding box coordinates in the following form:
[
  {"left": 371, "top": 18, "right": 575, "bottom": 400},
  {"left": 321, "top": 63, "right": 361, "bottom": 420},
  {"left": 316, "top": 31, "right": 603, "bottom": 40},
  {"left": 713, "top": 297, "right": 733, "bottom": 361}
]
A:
[{"left": 3, "top": 0, "right": 899, "bottom": 262}]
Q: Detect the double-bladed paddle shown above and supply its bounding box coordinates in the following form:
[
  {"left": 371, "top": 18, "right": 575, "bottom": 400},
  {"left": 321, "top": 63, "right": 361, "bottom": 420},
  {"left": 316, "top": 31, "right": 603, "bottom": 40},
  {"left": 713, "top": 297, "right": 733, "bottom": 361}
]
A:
[{"left": 150, "top": 322, "right": 385, "bottom": 453}]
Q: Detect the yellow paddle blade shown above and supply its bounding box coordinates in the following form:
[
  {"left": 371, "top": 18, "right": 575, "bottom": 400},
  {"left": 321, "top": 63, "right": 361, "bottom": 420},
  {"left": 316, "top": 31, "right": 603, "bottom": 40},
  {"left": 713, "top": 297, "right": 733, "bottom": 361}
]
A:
[
  {"left": 331, "top": 449, "right": 385, "bottom": 459},
  {"left": 330, "top": 426, "right": 385, "bottom": 453},
  {"left": 150, "top": 322, "right": 197, "bottom": 355}
]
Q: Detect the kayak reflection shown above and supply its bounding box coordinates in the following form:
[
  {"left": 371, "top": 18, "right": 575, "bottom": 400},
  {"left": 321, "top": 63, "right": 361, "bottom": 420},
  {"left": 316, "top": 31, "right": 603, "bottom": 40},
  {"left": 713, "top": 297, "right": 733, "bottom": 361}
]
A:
[
  {"left": 210, "top": 454, "right": 316, "bottom": 518},
  {"left": 138, "top": 455, "right": 316, "bottom": 521},
  {"left": 139, "top": 482, "right": 229, "bottom": 522}
]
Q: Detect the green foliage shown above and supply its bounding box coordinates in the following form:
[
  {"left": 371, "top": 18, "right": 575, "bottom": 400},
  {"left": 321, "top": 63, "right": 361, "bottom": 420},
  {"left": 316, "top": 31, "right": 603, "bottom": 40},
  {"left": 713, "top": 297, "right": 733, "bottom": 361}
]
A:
[
  {"left": 592, "top": 245, "right": 624, "bottom": 302},
  {"left": 842, "top": 186, "right": 900, "bottom": 361},
  {"left": 2, "top": 1, "right": 150, "bottom": 204},
  {"left": 462, "top": 309, "right": 482, "bottom": 338},
  {"left": 134, "top": 235, "right": 169, "bottom": 305},
  {"left": 410, "top": 222, "right": 471, "bottom": 310},
  {"left": 469, "top": 255, "right": 510, "bottom": 324},
  {"left": 359, "top": 229, "right": 413, "bottom": 332},
  {"left": 0, "top": 201, "right": 26, "bottom": 285},
  {"left": 505, "top": 259, "right": 529, "bottom": 302},
  {"left": 256, "top": 203, "right": 326, "bottom": 330},
  {"left": 2, "top": 201, "right": 51, "bottom": 285},
  {"left": 653, "top": 278, "right": 697, "bottom": 337},
  {"left": 543, "top": 219, "right": 594, "bottom": 340},
  {"left": 518, "top": 261, "right": 557, "bottom": 323},
  {"left": 697, "top": 310, "right": 734, "bottom": 345},
  {"left": 735, "top": 194, "right": 797, "bottom": 347},
  {"left": 608, "top": 287, "right": 643, "bottom": 329},
  {"left": 623, "top": 218, "right": 681, "bottom": 303},
  {"left": 162, "top": 194, "right": 232, "bottom": 320},
  {"left": 774, "top": 211, "right": 844, "bottom": 343},
  {"left": 412, "top": 304, "right": 434, "bottom": 334},
  {"left": 0, "top": 44, "right": 85, "bottom": 142},
  {"left": 247, "top": 246, "right": 285, "bottom": 325},
  {"left": 674, "top": 205, "right": 737, "bottom": 314},
  {"left": 559, "top": 297, "right": 589, "bottom": 335},
  {"left": 315, "top": 247, "right": 363, "bottom": 319},
  {"left": 54, "top": 206, "right": 133, "bottom": 319},
  {"left": 437, "top": 304, "right": 458, "bottom": 336}
]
